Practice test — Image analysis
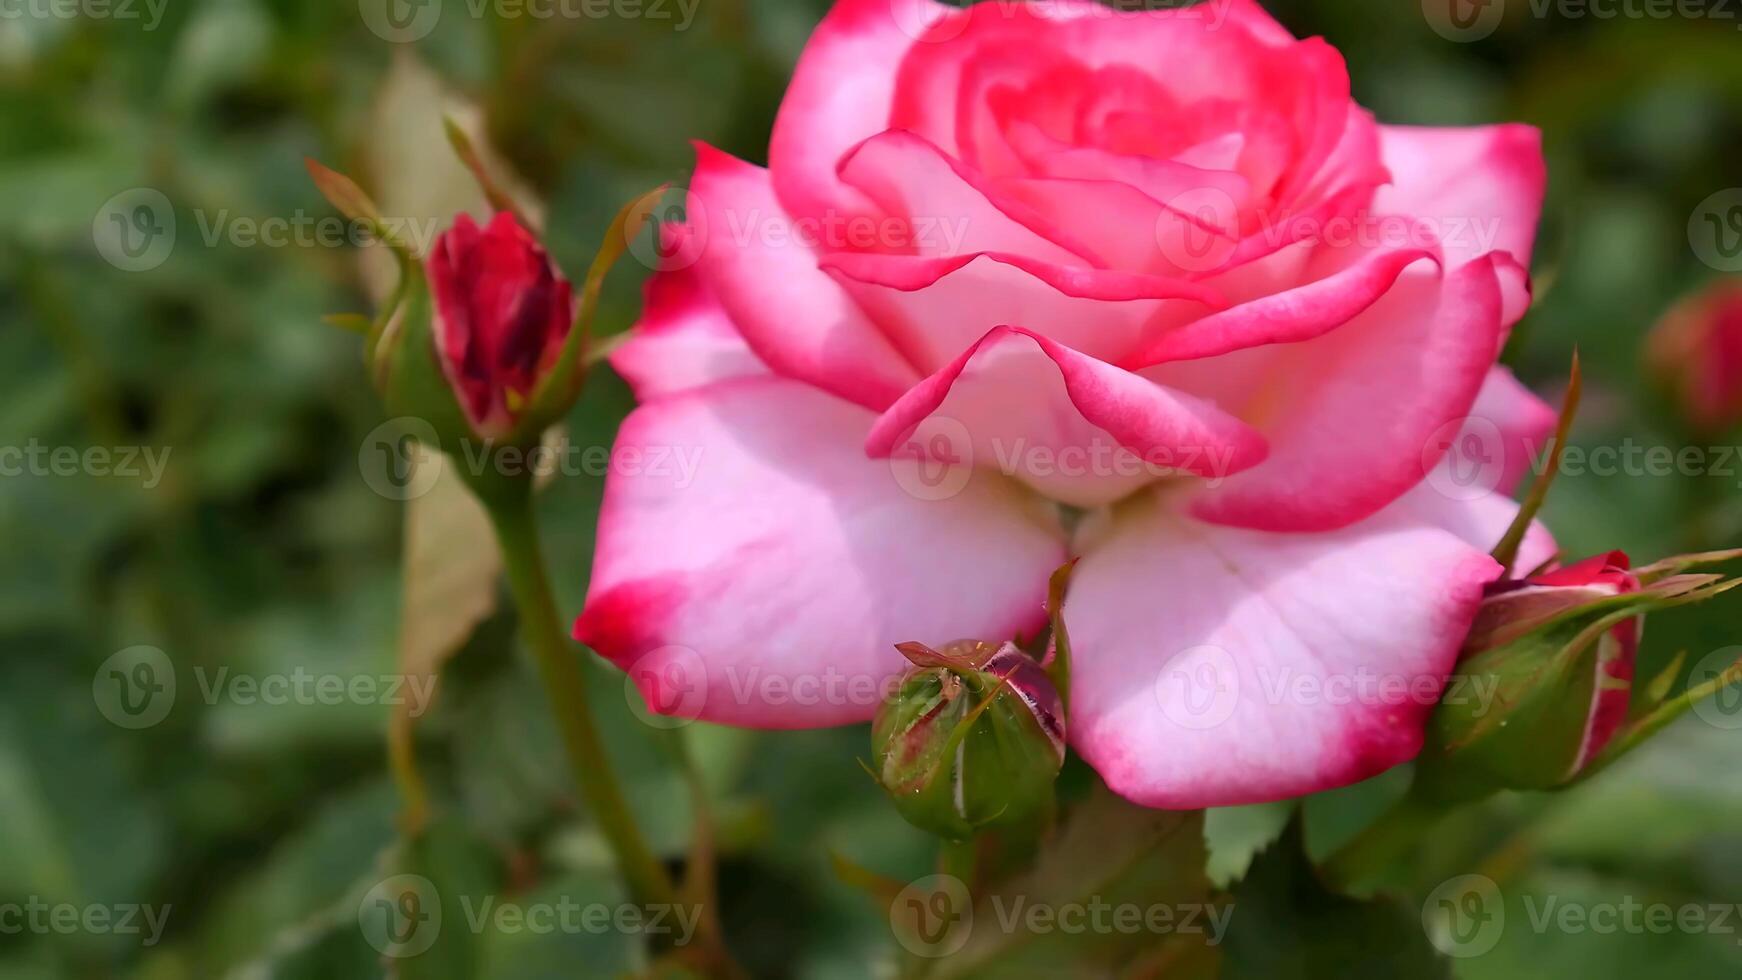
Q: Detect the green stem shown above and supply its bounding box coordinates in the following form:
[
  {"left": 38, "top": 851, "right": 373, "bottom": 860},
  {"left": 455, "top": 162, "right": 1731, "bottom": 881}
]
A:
[
  {"left": 486, "top": 489, "right": 678, "bottom": 909},
  {"left": 1320, "top": 791, "right": 1444, "bottom": 892}
]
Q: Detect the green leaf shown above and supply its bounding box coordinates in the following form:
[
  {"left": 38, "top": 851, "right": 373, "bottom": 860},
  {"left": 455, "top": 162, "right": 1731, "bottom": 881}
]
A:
[
  {"left": 1223, "top": 820, "right": 1451, "bottom": 980},
  {"left": 931, "top": 786, "right": 1213, "bottom": 978},
  {"left": 1205, "top": 802, "right": 1295, "bottom": 888}
]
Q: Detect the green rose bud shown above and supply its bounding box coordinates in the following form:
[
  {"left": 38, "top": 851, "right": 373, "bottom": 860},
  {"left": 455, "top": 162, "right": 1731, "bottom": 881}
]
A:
[
  {"left": 1415, "top": 550, "right": 1741, "bottom": 805},
  {"left": 871, "top": 640, "right": 1066, "bottom": 841}
]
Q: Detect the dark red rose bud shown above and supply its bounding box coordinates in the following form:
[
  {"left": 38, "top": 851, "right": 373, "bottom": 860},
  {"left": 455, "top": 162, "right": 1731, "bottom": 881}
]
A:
[
  {"left": 429, "top": 212, "right": 575, "bottom": 438},
  {"left": 1648, "top": 280, "right": 1742, "bottom": 435}
]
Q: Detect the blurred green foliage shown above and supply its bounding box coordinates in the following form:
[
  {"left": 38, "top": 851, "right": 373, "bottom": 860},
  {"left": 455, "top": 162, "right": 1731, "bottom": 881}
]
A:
[{"left": 1, "top": 0, "right": 1740, "bottom": 977}]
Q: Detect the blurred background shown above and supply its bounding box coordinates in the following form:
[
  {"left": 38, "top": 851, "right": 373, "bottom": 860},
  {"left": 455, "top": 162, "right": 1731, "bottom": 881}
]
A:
[{"left": 1, "top": 0, "right": 1740, "bottom": 976}]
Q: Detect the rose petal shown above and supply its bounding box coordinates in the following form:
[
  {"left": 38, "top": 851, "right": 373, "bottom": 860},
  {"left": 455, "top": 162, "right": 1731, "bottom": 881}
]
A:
[
  {"left": 1067, "top": 490, "right": 1501, "bottom": 808},
  {"left": 608, "top": 226, "right": 769, "bottom": 400},
  {"left": 1131, "top": 244, "right": 1436, "bottom": 364},
  {"left": 865, "top": 326, "right": 1267, "bottom": 508},
  {"left": 576, "top": 378, "right": 1066, "bottom": 728},
  {"left": 836, "top": 130, "right": 1105, "bottom": 265},
  {"left": 689, "top": 144, "right": 918, "bottom": 410},
  {"left": 823, "top": 250, "right": 1222, "bottom": 370},
  {"left": 1167, "top": 254, "right": 1507, "bottom": 531},
  {"left": 768, "top": 0, "right": 942, "bottom": 223},
  {"left": 1375, "top": 124, "right": 1546, "bottom": 326}
]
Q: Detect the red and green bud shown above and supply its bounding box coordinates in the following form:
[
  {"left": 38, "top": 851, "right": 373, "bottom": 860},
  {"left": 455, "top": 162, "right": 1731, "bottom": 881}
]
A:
[
  {"left": 428, "top": 212, "right": 575, "bottom": 440},
  {"left": 1647, "top": 280, "right": 1742, "bottom": 435},
  {"left": 306, "top": 156, "right": 663, "bottom": 497},
  {"left": 1415, "top": 550, "right": 1740, "bottom": 804},
  {"left": 871, "top": 640, "right": 1066, "bottom": 841}
]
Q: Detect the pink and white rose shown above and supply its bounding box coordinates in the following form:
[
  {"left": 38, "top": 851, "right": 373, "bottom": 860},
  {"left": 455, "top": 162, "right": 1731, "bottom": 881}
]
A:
[{"left": 577, "top": 0, "right": 1558, "bottom": 807}]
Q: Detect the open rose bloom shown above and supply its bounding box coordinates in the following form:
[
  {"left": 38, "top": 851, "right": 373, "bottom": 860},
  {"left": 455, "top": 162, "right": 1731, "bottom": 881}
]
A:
[{"left": 576, "top": 0, "right": 1562, "bottom": 808}]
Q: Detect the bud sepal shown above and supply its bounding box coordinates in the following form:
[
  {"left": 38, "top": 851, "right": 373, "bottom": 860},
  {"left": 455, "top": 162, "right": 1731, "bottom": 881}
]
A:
[{"left": 872, "top": 640, "right": 1066, "bottom": 842}]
